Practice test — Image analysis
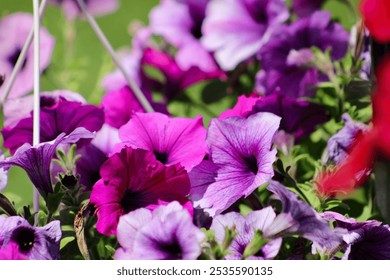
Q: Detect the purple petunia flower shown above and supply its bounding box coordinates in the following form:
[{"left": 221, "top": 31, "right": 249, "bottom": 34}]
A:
[
  {"left": 258, "top": 11, "right": 349, "bottom": 97},
  {"left": 115, "top": 202, "right": 205, "bottom": 260},
  {"left": 48, "top": 0, "right": 119, "bottom": 20},
  {"left": 265, "top": 181, "right": 343, "bottom": 250},
  {"left": 90, "top": 147, "right": 191, "bottom": 236},
  {"left": 190, "top": 112, "right": 280, "bottom": 216},
  {"left": 0, "top": 242, "right": 27, "bottom": 260},
  {"left": 326, "top": 114, "right": 368, "bottom": 164},
  {"left": 210, "top": 207, "right": 282, "bottom": 259},
  {"left": 218, "top": 94, "right": 260, "bottom": 119},
  {"left": 322, "top": 212, "right": 390, "bottom": 259},
  {"left": 0, "top": 128, "right": 95, "bottom": 196},
  {"left": 2, "top": 98, "right": 104, "bottom": 155},
  {"left": 150, "top": 0, "right": 220, "bottom": 72},
  {"left": 0, "top": 216, "right": 61, "bottom": 260},
  {"left": 292, "top": 0, "right": 326, "bottom": 17},
  {"left": 117, "top": 112, "right": 207, "bottom": 171},
  {"left": 0, "top": 13, "right": 55, "bottom": 99},
  {"left": 201, "top": 0, "right": 289, "bottom": 70}
]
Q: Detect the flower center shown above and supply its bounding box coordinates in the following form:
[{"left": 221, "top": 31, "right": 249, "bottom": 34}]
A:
[
  {"left": 243, "top": 155, "right": 258, "bottom": 174},
  {"left": 11, "top": 226, "right": 35, "bottom": 253},
  {"left": 159, "top": 240, "right": 183, "bottom": 260},
  {"left": 121, "top": 190, "right": 146, "bottom": 213},
  {"left": 7, "top": 48, "right": 27, "bottom": 69},
  {"left": 154, "top": 151, "right": 168, "bottom": 164}
]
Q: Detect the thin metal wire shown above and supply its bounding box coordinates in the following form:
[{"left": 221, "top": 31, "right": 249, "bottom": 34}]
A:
[
  {"left": 75, "top": 0, "right": 154, "bottom": 113},
  {"left": 0, "top": 0, "right": 48, "bottom": 106}
]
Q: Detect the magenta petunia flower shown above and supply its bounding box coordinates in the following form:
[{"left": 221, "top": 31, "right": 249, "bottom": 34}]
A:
[
  {"left": 2, "top": 98, "right": 104, "bottom": 155},
  {"left": 115, "top": 202, "right": 205, "bottom": 260},
  {"left": 0, "top": 216, "right": 61, "bottom": 260},
  {"left": 117, "top": 112, "right": 207, "bottom": 171},
  {"left": 48, "top": 0, "right": 119, "bottom": 20},
  {"left": 0, "top": 242, "right": 27, "bottom": 260},
  {"left": 210, "top": 207, "right": 282, "bottom": 259},
  {"left": 0, "top": 128, "right": 94, "bottom": 196},
  {"left": 258, "top": 11, "right": 349, "bottom": 97},
  {"left": 218, "top": 94, "right": 260, "bottom": 119},
  {"left": 190, "top": 112, "right": 280, "bottom": 216},
  {"left": 201, "top": 0, "right": 289, "bottom": 70},
  {"left": 0, "top": 13, "right": 55, "bottom": 99},
  {"left": 90, "top": 147, "right": 191, "bottom": 236}
]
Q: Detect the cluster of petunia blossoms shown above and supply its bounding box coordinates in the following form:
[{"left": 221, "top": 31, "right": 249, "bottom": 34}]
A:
[{"left": 1, "top": 0, "right": 390, "bottom": 260}]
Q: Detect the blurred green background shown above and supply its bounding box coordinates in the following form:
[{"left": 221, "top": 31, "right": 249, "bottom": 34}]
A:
[{"left": 0, "top": 0, "right": 360, "bottom": 209}]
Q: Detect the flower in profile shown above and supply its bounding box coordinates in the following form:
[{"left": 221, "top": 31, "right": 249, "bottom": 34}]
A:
[
  {"left": 2, "top": 98, "right": 104, "bottom": 155},
  {"left": 0, "top": 128, "right": 95, "bottom": 196},
  {"left": 322, "top": 211, "right": 390, "bottom": 259},
  {"left": 0, "top": 13, "right": 55, "bottom": 99},
  {"left": 115, "top": 202, "right": 205, "bottom": 260},
  {"left": 90, "top": 147, "right": 191, "bottom": 236},
  {"left": 0, "top": 216, "right": 61, "bottom": 260},
  {"left": 202, "top": 0, "right": 289, "bottom": 70},
  {"left": 191, "top": 112, "right": 280, "bottom": 216},
  {"left": 360, "top": 0, "right": 390, "bottom": 43},
  {"left": 258, "top": 11, "right": 349, "bottom": 97},
  {"left": 265, "top": 181, "right": 343, "bottom": 250},
  {"left": 292, "top": 0, "right": 325, "bottom": 17},
  {"left": 0, "top": 242, "right": 27, "bottom": 260},
  {"left": 48, "top": 0, "right": 119, "bottom": 20},
  {"left": 210, "top": 207, "right": 282, "bottom": 260},
  {"left": 117, "top": 112, "right": 207, "bottom": 171},
  {"left": 326, "top": 114, "right": 368, "bottom": 165}
]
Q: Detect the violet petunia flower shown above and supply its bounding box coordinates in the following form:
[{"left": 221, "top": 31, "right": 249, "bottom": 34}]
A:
[
  {"left": 265, "top": 181, "right": 343, "bottom": 250},
  {"left": 117, "top": 112, "right": 207, "bottom": 171},
  {"left": 115, "top": 202, "right": 205, "bottom": 260},
  {"left": 201, "top": 0, "right": 289, "bottom": 70},
  {"left": 0, "top": 13, "right": 55, "bottom": 99},
  {"left": 0, "top": 216, "right": 61, "bottom": 260},
  {"left": 322, "top": 211, "right": 390, "bottom": 259},
  {"left": 2, "top": 98, "right": 104, "bottom": 155},
  {"left": 90, "top": 147, "right": 191, "bottom": 236},
  {"left": 210, "top": 207, "right": 282, "bottom": 259},
  {"left": 292, "top": 0, "right": 326, "bottom": 17},
  {"left": 258, "top": 11, "right": 349, "bottom": 97},
  {"left": 326, "top": 114, "right": 368, "bottom": 165},
  {"left": 0, "top": 128, "right": 95, "bottom": 196},
  {"left": 190, "top": 112, "right": 280, "bottom": 216},
  {"left": 48, "top": 0, "right": 119, "bottom": 20},
  {"left": 0, "top": 242, "right": 27, "bottom": 260}
]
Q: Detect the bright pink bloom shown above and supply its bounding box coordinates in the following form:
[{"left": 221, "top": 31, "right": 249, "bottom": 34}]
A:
[{"left": 360, "top": 0, "right": 390, "bottom": 43}]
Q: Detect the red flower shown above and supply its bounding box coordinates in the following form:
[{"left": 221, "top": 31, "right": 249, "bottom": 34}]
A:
[{"left": 360, "top": 0, "right": 390, "bottom": 43}]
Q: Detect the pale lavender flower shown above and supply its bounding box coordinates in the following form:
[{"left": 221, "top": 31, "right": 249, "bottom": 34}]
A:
[
  {"left": 115, "top": 202, "right": 205, "bottom": 260},
  {"left": 211, "top": 207, "right": 282, "bottom": 259},
  {"left": 0, "top": 216, "right": 61, "bottom": 260}
]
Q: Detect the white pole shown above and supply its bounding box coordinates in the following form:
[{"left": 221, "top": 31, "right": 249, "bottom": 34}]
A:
[
  {"left": 75, "top": 0, "right": 154, "bottom": 113},
  {"left": 0, "top": 0, "right": 48, "bottom": 106},
  {"left": 33, "top": 0, "right": 41, "bottom": 223}
]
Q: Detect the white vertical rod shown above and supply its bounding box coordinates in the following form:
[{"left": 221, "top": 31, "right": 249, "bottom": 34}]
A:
[{"left": 33, "top": 0, "right": 41, "bottom": 223}]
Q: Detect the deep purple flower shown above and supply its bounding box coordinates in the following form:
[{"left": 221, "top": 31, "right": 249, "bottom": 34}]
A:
[
  {"left": 0, "top": 242, "right": 27, "bottom": 260},
  {"left": 201, "top": 0, "right": 289, "bottom": 70},
  {"left": 0, "top": 13, "right": 55, "bottom": 99},
  {"left": 117, "top": 112, "right": 207, "bottom": 171},
  {"left": 115, "top": 202, "right": 205, "bottom": 260},
  {"left": 102, "top": 85, "right": 168, "bottom": 129},
  {"left": 252, "top": 93, "right": 329, "bottom": 139},
  {"left": 190, "top": 112, "right": 280, "bottom": 216},
  {"left": 265, "top": 181, "right": 343, "bottom": 250},
  {"left": 258, "top": 11, "right": 349, "bottom": 97},
  {"left": 211, "top": 207, "right": 282, "bottom": 259},
  {"left": 90, "top": 147, "right": 191, "bottom": 236},
  {"left": 326, "top": 114, "right": 368, "bottom": 164},
  {"left": 322, "top": 212, "right": 390, "bottom": 260},
  {"left": 48, "top": 0, "right": 119, "bottom": 20},
  {"left": 292, "top": 0, "right": 326, "bottom": 17},
  {"left": 141, "top": 47, "right": 224, "bottom": 101},
  {"left": 2, "top": 98, "right": 104, "bottom": 155},
  {"left": 150, "top": 0, "right": 220, "bottom": 72},
  {"left": 0, "top": 216, "right": 61, "bottom": 260},
  {"left": 0, "top": 128, "right": 95, "bottom": 196}
]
